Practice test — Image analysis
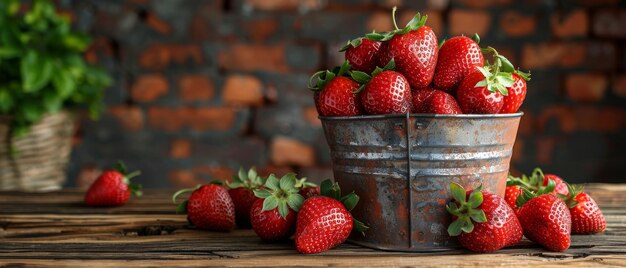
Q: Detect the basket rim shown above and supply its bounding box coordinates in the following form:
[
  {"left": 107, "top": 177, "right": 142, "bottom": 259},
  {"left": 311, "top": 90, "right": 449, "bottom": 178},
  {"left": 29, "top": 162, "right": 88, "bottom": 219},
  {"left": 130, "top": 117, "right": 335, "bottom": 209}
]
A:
[{"left": 319, "top": 112, "right": 524, "bottom": 121}]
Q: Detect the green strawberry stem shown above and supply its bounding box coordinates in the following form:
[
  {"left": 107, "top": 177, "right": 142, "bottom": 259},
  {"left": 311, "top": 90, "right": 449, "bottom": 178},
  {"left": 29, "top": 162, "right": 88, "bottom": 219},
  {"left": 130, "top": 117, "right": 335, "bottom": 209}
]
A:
[
  {"left": 559, "top": 182, "right": 583, "bottom": 208},
  {"left": 229, "top": 166, "right": 265, "bottom": 190},
  {"left": 391, "top": 6, "right": 399, "bottom": 30},
  {"left": 446, "top": 182, "right": 487, "bottom": 237},
  {"left": 516, "top": 179, "right": 556, "bottom": 207},
  {"left": 253, "top": 173, "right": 304, "bottom": 219},
  {"left": 295, "top": 177, "right": 317, "bottom": 189},
  {"left": 172, "top": 184, "right": 202, "bottom": 214}
]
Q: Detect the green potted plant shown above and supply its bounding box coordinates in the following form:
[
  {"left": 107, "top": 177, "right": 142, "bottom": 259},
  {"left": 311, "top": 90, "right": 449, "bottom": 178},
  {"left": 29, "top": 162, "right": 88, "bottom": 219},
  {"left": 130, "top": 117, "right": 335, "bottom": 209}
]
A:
[{"left": 0, "top": 0, "right": 111, "bottom": 191}]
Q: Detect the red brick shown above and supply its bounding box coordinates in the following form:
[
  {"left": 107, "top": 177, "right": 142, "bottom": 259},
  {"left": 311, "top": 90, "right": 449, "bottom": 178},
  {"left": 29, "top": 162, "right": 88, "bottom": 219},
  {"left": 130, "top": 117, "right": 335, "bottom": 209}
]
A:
[
  {"left": 565, "top": 73, "right": 607, "bottom": 102},
  {"left": 449, "top": 9, "right": 491, "bottom": 37},
  {"left": 613, "top": 74, "right": 626, "bottom": 99},
  {"left": 511, "top": 138, "right": 524, "bottom": 163},
  {"left": 192, "top": 165, "right": 235, "bottom": 182},
  {"left": 593, "top": 10, "right": 626, "bottom": 38},
  {"left": 304, "top": 106, "right": 321, "bottom": 127},
  {"left": 457, "top": 0, "right": 511, "bottom": 9},
  {"left": 185, "top": 107, "right": 236, "bottom": 131},
  {"left": 575, "top": 107, "right": 626, "bottom": 133},
  {"left": 222, "top": 75, "right": 264, "bottom": 107},
  {"left": 521, "top": 43, "right": 585, "bottom": 69},
  {"left": 145, "top": 12, "right": 171, "bottom": 34},
  {"left": 170, "top": 139, "right": 192, "bottom": 159},
  {"left": 517, "top": 111, "right": 533, "bottom": 136},
  {"left": 368, "top": 11, "right": 394, "bottom": 33},
  {"left": 109, "top": 105, "right": 144, "bottom": 131},
  {"left": 427, "top": 0, "right": 450, "bottom": 10},
  {"left": 218, "top": 44, "right": 289, "bottom": 73},
  {"left": 190, "top": 16, "right": 212, "bottom": 42},
  {"left": 551, "top": 9, "right": 588, "bottom": 38},
  {"left": 244, "top": 0, "right": 324, "bottom": 11},
  {"left": 131, "top": 74, "right": 168, "bottom": 102},
  {"left": 537, "top": 106, "right": 576, "bottom": 133},
  {"left": 169, "top": 170, "right": 203, "bottom": 188},
  {"left": 84, "top": 37, "right": 114, "bottom": 65},
  {"left": 139, "top": 44, "right": 203, "bottom": 70},
  {"left": 270, "top": 136, "right": 315, "bottom": 167},
  {"left": 148, "top": 107, "right": 184, "bottom": 131},
  {"left": 536, "top": 137, "right": 560, "bottom": 165},
  {"left": 76, "top": 165, "right": 102, "bottom": 190},
  {"left": 500, "top": 11, "right": 536, "bottom": 37},
  {"left": 178, "top": 75, "right": 214, "bottom": 101},
  {"left": 244, "top": 17, "right": 278, "bottom": 43}
]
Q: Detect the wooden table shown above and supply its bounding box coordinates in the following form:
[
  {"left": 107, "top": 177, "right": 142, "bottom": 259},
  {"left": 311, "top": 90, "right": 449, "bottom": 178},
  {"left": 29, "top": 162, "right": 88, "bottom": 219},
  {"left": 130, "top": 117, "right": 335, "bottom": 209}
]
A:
[{"left": 1, "top": 184, "right": 625, "bottom": 267}]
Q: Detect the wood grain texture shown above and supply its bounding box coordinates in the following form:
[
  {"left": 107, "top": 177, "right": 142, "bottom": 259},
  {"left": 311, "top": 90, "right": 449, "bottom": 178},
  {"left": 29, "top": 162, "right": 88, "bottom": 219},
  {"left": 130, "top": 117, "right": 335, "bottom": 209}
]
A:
[{"left": 1, "top": 184, "right": 626, "bottom": 267}]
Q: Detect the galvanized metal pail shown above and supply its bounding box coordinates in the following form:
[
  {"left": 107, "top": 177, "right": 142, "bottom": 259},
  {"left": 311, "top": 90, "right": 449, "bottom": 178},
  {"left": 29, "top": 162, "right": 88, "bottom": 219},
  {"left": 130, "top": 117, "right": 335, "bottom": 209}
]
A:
[{"left": 320, "top": 113, "right": 523, "bottom": 252}]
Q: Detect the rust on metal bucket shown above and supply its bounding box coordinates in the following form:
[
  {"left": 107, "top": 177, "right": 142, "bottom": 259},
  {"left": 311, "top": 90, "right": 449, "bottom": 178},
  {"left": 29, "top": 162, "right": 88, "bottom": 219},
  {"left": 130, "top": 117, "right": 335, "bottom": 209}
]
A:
[{"left": 320, "top": 113, "right": 522, "bottom": 252}]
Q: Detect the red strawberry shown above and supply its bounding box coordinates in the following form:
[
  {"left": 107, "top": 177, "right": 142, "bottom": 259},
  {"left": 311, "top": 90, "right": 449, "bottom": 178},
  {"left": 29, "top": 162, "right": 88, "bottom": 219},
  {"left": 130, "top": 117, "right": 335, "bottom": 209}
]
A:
[
  {"left": 446, "top": 183, "right": 522, "bottom": 253},
  {"left": 543, "top": 174, "right": 569, "bottom": 196},
  {"left": 250, "top": 173, "right": 304, "bottom": 241},
  {"left": 340, "top": 37, "right": 382, "bottom": 73},
  {"left": 456, "top": 70, "right": 504, "bottom": 114},
  {"left": 433, "top": 34, "right": 484, "bottom": 93},
  {"left": 411, "top": 87, "right": 436, "bottom": 111},
  {"left": 84, "top": 162, "right": 142, "bottom": 207},
  {"left": 371, "top": 9, "right": 438, "bottom": 89},
  {"left": 414, "top": 89, "right": 462, "bottom": 114},
  {"left": 295, "top": 180, "right": 368, "bottom": 254},
  {"left": 310, "top": 61, "right": 363, "bottom": 116},
  {"left": 227, "top": 167, "right": 265, "bottom": 228},
  {"left": 504, "top": 185, "right": 523, "bottom": 214},
  {"left": 517, "top": 190, "right": 571, "bottom": 252},
  {"left": 351, "top": 68, "right": 412, "bottom": 115},
  {"left": 500, "top": 72, "right": 530, "bottom": 113},
  {"left": 295, "top": 177, "right": 319, "bottom": 199},
  {"left": 560, "top": 184, "right": 606, "bottom": 234},
  {"left": 173, "top": 182, "right": 235, "bottom": 232}
]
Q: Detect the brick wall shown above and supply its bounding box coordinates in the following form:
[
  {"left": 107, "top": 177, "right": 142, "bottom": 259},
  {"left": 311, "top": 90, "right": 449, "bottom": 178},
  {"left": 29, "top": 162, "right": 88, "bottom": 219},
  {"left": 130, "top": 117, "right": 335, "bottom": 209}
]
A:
[{"left": 62, "top": 0, "right": 626, "bottom": 188}]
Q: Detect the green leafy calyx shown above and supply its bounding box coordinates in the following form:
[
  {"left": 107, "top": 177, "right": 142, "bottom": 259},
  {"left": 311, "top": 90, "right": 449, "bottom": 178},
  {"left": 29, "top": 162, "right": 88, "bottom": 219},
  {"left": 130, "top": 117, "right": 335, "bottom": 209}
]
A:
[
  {"left": 228, "top": 166, "right": 265, "bottom": 190},
  {"left": 446, "top": 182, "right": 487, "bottom": 237},
  {"left": 253, "top": 173, "right": 304, "bottom": 220},
  {"left": 116, "top": 161, "right": 142, "bottom": 197},
  {"left": 172, "top": 184, "right": 202, "bottom": 214},
  {"left": 339, "top": 37, "right": 364, "bottom": 52},
  {"left": 308, "top": 60, "right": 351, "bottom": 92},
  {"left": 365, "top": 7, "right": 428, "bottom": 42}
]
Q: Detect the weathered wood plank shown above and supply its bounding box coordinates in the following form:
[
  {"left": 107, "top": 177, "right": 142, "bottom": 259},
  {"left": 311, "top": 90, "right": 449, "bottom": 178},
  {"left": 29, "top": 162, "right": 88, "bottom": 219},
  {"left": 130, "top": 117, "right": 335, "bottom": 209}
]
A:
[{"left": 0, "top": 184, "right": 625, "bottom": 267}]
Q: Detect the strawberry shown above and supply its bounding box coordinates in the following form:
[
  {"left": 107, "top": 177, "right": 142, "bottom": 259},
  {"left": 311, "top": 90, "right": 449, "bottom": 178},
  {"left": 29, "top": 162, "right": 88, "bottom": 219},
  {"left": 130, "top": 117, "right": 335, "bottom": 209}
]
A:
[
  {"left": 446, "top": 183, "right": 522, "bottom": 253},
  {"left": 457, "top": 48, "right": 518, "bottom": 114},
  {"left": 504, "top": 185, "right": 523, "bottom": 214},
  {"left": 560, "top": 184, "right": 606, "bottom": 234},
  {"left": 499, "top": 72, "right": 530, "bottom": 114},
  {"left": 351, "top": 62, "right": 412, "bottom": 114},
  {"left": 295, "top": 177, "right": 320, "bottom": 199},
  {"left": 309, "top": 61, "right": 363, "bottom": 116},
  {"left": 295, "top": 180, "right": 368, "bottom": 254},
  {"left": 516, "top": 182, "right": 571, "bottom": 252},
  {"left": 84, "top": 162, "right": 142, "bottom": 207},
  {"left": 340, "top": 37, "right": 382, "bottom": 73},
  {"left": 250, "top": 173, "right": 304, "bottom": 241},
  {"left": 433, "top": 34, "right": 484, "bottom": 93},
  {"left": 227, "top": 167, "right": 265, "bottom": 228},
  {"left": 173, "top": 182, "right": 235, "bottom": 232},
  {"left": 543, "top": 173, "right": 569, "bottom": 196},
  {"left": 411, "top": 87, "right": 436, "bottom": 111},
  {"left": 369, "top": 8, "right": 438, "bottom": 89},
  {"left": 413, "top": 89, "right": 462, "bottom": 114}
]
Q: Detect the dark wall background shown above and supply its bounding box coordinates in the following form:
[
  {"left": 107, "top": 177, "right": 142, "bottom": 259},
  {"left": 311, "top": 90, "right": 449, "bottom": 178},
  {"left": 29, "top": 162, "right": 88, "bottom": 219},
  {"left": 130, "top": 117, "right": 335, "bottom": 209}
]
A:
[{"left": 56, "top": 0, "right": 626, "bottom": 188}]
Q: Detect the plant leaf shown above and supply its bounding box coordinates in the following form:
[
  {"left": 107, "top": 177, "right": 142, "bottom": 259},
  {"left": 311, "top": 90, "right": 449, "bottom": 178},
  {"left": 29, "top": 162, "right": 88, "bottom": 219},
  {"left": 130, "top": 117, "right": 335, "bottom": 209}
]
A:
[
  {"left": 277, "top": 200, "right": 289, "bottom": 219},
  {"left": 340, "top": 192, "right": 359, "bottom": 211},
  {"left": 287, "top": 193, "right": 304, "bottom": 212},
  {"left": 265, "top": 174, "right": 279, "bottom": 190},
  {"left": 350, "top": 71, "right": 371, "bottom": 84},
  {"left": 21, "top": 51, "right": 53, "bottom": 92},
  {"left": 254, "top": 188, "right": 272, "bottom": 199},
  {"left": 467, "top": 190, "right": 483, "bottom": 209},
  {"left": 450, "top": 182, "right": 466, "bottom": 203},
  {"left": 262, "top": 196, "right": 279, "bottom": 211},
  {"left": 320, "top": 179, "right": 333, "bottom": 197},
  {"left": 447, "top": 219, "right": 463, "bottom": 236},
  {"left": 470, "top": 209, "right": 487, "bottom": 223},
  {"left": 279, "top": 173, "right": 297, "bottom": 190}
]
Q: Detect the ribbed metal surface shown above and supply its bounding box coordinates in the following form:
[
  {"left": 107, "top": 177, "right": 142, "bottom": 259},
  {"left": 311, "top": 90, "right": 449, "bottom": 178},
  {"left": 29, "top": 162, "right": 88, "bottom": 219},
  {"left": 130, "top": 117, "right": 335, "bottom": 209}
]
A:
[{"left": 320, "top": 113, "right": 522, "bottom": 252}]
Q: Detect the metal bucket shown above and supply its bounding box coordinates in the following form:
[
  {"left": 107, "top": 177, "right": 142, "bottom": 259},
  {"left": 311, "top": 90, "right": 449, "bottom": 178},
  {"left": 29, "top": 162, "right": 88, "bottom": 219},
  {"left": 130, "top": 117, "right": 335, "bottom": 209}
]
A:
[{"left": 320, "top": 113, "right": 522, "bottom": 252}]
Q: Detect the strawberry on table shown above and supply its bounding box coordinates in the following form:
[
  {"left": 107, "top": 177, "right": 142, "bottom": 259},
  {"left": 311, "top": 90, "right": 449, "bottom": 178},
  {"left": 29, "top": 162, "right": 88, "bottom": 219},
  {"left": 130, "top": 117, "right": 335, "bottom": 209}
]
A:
[
  {"left": 295, "top": 177, "right": 320, "bottom": 199},
  {"left": 369, "top": 8, "right": 438, "bottom": 89},
  {"left": 560, "top": 184, "right": 607, "bottom": 234},
  {"left": 413, "top": 89, "right": 462, "bottom": 114},
  {"left": 295, "top": 179, "right": 368, "bottom": 254},
  {"left": 433, "top": 34, "right": 484, "bottom": 93},
  {"left": 544, "top": 173, "right": 569, "bottom": 196},
  {"left": 507, "top": 168, "right": 570, "bottom": 205},
  {"left": 309, "top": 61, "right": 364, "bottom": 117},
  {"left": 446, "top": 182, "right": 522, "bottom": 253},
  {"left": 250, "top": 173, "right": 304, "bottom": 241},
  {"left": 340, "top": 37, "right": 382, "bottom": 74},
  {"left": 351, "top": 60, "right": 413, "bottom": 114},
  {"left": 504, "top": 184, "right": 523, "bottom": 214},
  {"left": 227, "top": 167, "right": 265, "bottom": 228},
  {"left": 173, "top": 182, "right": 236, "bottom": 232},
  {"left": 516, "top": 180, "right": 571, "bottom": 252},
  {"left": 84, "top": 162, "right": 142, "bottom": 207}
]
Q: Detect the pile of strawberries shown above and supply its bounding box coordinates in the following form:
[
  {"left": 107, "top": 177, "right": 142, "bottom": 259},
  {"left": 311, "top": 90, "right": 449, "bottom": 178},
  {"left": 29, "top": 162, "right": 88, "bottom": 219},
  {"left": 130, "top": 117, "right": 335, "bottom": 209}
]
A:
[
  {"left": 171, "top": 167, "right": 368, "bottom": 254},
  {"left": 310, "top": 7, "right": 529, "bottom": 116},
  {"left": 448, "top": 168, "right": 606, "bottom": 253}
]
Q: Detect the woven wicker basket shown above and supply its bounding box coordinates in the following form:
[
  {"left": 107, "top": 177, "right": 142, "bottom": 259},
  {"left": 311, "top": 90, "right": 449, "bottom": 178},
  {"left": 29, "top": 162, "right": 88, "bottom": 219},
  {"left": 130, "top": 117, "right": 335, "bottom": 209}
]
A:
[{"left": 0, "top": 111, "right": 74, "bottom": 192}]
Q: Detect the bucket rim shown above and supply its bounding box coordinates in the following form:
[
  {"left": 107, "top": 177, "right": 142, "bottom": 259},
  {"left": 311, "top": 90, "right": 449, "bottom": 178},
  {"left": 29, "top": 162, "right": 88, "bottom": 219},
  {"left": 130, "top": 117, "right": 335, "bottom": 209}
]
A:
[{"left": 319, "top": 112, "right": 524, "bottom": 121}]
